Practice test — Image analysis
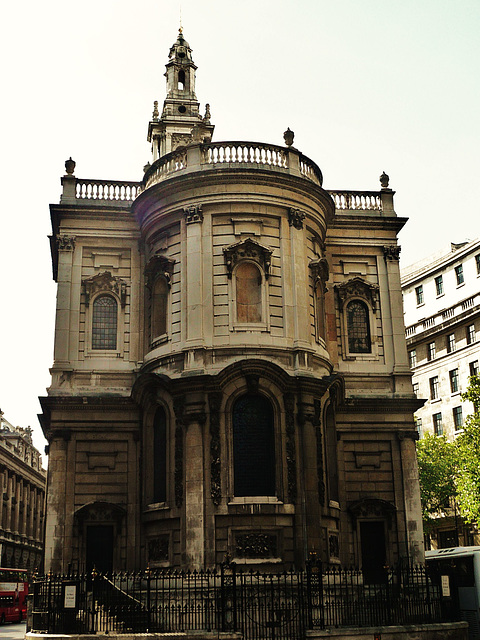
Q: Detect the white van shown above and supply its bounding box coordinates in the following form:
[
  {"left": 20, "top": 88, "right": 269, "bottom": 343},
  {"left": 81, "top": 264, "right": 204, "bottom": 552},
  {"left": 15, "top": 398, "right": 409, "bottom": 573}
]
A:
[{"left": 426, "top": 546, "right": 480, "bottom": 640}]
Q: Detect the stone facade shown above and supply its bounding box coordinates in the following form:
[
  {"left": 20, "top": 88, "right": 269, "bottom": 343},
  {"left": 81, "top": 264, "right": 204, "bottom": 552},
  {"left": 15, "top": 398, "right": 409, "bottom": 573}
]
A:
[
  {"left": 40, "top": 31, "right": 423, "bottom": 574},
  {"left": 401, "top": 238, "right": 480, "bottom": 549},
  {"left": 0, "top": 410, "right": 46, "bottom": 569},
  {"left": 402, "top": 239, "right": 480, "bottom": 439}
]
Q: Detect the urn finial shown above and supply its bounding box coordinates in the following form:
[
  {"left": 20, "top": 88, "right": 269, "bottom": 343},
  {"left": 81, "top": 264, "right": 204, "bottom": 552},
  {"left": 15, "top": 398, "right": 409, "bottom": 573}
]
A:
[
  {"left": 380, "top": 171, "right": 390, "bottom": 189},
  {"left": 65, "top": 157, "right": 76, "bottom": 176},
  {"left": 283, "top": 127, "right": 294, "bottom": 147}
]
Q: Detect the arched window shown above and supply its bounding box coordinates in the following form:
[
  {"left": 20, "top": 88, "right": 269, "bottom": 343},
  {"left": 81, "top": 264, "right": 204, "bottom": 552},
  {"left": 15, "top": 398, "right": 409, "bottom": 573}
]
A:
[
  {"left": 178, "top": 69, "right": 185, "bottom": 90},
  {"left": 151, "top": 277, "right": 168, "bottom": 339},
  {"left": 233, "top": 394, "right": 275, "bottom": 496},
  {"left": 92, "top": 295, "right": 117, "bottom": 350},
  {"left": 236, "top": 262, "right": 262, "bottom": 323},
  {"left": 153, "top": 407, "right": 167, "bottom": 503},
  {"left": 346, "top": 300, "right": 371, "bottom": 353}
]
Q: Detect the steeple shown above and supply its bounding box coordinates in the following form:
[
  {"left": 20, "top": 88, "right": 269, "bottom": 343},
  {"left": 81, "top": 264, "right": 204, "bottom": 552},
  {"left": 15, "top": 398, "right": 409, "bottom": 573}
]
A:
[{"left": 148, "top": 30, "right": 215, "bottom": 161}]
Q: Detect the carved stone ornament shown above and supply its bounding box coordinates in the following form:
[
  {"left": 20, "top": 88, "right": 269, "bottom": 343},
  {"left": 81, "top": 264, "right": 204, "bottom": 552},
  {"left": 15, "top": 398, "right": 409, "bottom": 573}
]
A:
[
  {"left": 223, "top": 237, "right": 273, "bottom": 280},
  {"left": 379, "top": 171, "right": 390, "bottom": 188},
  {"left": 288, "top": 207, "right": 306, "bottom": 229},
  {"left": 284, "top": 393, "right": 297, "bottom": 503},
  {"left": 184, "top": 204, "right": 203, "bottom": 224},
  {"left": 313, "top": 399, "right": 326, "bottom": 507},
  {"left": 148, "top": 535, "right": 169, "bottom": 562},
  {"left": 83, "top": 271, "right": 127, "bottom": 308},
  {"left": 56, "top": 235, "right": 76, "bottom": 251},
  {"left": 74, "top": 501, "right": 126, "bottom": 525},
  {"left": 335, "top": 277, "right": 379, "bottom": 314},
  {"left": 172, "top": 133, "right": 192, "bottom": 150},
  {"left": 209, "top": 393, "right": 222, "bottom": 506},
  {"left": 383, "top": 245, "right": 401, "bottom": 261},
  {"left": 144, "top": 255, "right": 175, "bottom": 289},
  {"left": 173, "top": 399, "right": 185, "bottom": 508},
  {"left": 348, "top": 497, "right": 396, "bottom": 528},
  {"left": 309, "top": 258, "right": 329, "bottom": 288},
  {"left": 235, "top": 532, "right": 278, "bottom": 559}
]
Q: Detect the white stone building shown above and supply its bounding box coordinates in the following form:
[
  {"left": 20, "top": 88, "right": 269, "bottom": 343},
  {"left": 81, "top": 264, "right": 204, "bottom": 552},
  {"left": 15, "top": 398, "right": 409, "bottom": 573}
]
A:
[
  {"left": 0, "top": 410, "right": 46, "bottom": 569},
  {"left": 40, "top": 30, "right": 423, "bottom": 576},
  {"left": 402, "top": 239, "right": 480, "bottom": 440}
]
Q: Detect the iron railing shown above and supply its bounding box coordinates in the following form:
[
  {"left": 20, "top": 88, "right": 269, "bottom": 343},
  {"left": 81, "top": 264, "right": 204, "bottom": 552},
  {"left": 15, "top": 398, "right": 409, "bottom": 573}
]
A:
[{"left": 31, "top": 563, "right": 450, "bottom": 638}]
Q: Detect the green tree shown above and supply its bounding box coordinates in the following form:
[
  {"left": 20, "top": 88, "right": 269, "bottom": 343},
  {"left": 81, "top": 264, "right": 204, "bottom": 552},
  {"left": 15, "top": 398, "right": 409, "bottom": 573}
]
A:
[
  {"left": 416, "top": 433, "right": 457, "bottom": 531},
  {"left": 455, "top": 375, "right": 480, "bottom": 527}
]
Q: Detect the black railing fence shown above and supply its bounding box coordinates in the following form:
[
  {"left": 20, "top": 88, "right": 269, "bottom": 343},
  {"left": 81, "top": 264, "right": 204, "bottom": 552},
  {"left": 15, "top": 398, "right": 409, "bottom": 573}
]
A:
[{"left": 31, "top": 563, "right": 452, "bottom": 638}]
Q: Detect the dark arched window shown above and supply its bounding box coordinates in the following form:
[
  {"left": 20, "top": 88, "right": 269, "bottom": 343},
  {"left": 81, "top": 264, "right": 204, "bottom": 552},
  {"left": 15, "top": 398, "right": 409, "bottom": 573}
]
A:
[
  {"left": 233, "top": 394, "right": 275, "bottom": 496},
  {"left": 178, "top": 69, "right": 185, "bottom": 90},
  {"left": 153, "top": 407, "right": 167, "bottom": 503},
  {"left": 151, "top": 277, "right": 168, "bottom": 339},
  {"left": 236, "top": 262, "right": 262, "bottom": 323},
  {"left": 92, "top": 295, "right": 117, "bottom": 350},
  {"left": 347, "top": 300, "right": 371, "bottom": 353}
]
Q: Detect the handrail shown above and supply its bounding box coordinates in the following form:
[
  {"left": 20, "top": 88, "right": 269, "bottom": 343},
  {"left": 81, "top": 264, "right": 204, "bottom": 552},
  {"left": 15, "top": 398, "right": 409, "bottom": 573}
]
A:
[
  {"left": 328, "top": 190, "right": 383, "bottom": 211},
  {"left": 76, "top": 179, "right": 141, "bottom": 202}
]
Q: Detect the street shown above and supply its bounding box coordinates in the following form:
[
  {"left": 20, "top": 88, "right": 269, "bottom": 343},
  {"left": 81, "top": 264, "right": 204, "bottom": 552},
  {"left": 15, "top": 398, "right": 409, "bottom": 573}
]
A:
[{"left": 0, "top": 621, "right": 26, "bottom": 640}]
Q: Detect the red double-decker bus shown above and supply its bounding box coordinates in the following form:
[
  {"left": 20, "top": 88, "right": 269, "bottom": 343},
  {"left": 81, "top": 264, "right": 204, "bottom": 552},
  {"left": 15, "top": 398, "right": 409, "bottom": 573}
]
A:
[{"left": 0, "top": 568, "right": 28, "bottom": 624}]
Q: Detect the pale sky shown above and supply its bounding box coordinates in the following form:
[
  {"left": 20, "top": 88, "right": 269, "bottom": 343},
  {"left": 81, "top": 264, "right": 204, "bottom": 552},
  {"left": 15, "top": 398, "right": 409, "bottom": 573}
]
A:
[{"left": 1, "top": 0, "right": 479, "bottom": 454}]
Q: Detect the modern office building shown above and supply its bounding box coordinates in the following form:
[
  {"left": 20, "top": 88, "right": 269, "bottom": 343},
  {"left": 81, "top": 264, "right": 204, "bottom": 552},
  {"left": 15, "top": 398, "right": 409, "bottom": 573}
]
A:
[{"left": 402, "top": 239, "right": 480, "bottom": 439}]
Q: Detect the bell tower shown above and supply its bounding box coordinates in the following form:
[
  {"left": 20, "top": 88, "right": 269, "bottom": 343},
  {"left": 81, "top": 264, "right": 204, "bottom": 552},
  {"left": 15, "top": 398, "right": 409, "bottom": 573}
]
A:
[{"left": 148, "top": 29, "right": 215, "bottom": 161}]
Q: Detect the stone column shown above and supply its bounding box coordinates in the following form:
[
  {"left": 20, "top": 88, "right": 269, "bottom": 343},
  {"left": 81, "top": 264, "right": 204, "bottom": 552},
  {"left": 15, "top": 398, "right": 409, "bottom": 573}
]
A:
[
  {"left": 288, "top": 209, "right": 311, "bottom": 355},
  {"left": 398, "top": 432, "right": 424, "bottom": 564},
  {"left": 14, "top": 478, "right": 22, "bottom": 534},
  {"left": 5, "top": 473, "right": 13, "bottom": 532},
  {"left": 178, "top": 396, "right": 206, "bottom": 570},
  {"left": 382, "top": 246, "right": 411, "bottom": 382},
  {"left": 44, "top": 437, "right": 69, "bottom": 573},
  {"left": 184, "top": 203, "right": 204, "bottom": 360},
  {"left": 0, "top": 469, "right": 4, "bottom": 530},
  {"left": 53, "top": 236, "right": 76, "bottom": 365}
]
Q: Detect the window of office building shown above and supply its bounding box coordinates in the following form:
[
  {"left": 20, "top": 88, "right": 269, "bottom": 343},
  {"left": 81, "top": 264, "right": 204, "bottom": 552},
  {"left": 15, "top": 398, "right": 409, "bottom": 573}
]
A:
[
  {"left": 453, "top": 406, "right": 463, "bottom": 430},
  {"left": 430, "top": 376, "right": 439, "bottom": 400},
  {"left": 476, "top": 254, "right": 480, "bottom": 275},
  {"left": 413, "top": 382, "right": 419, "bottom": 397},
  {"left": 455, "top": 264, "right": 464, "bottom": 285},
  {"left": 470, "top": 361, "right": 479, "bottom": 377},
  {"left": 433, "top": 413, "right": 443, "bottom": 435},
  {"left": 467, "top": 324, "right": 476, "bottom": 345},
  {"left": 435, "top": 275, "right": 444, "bottom": 296},
  {"left": 449, "top": 369, "right": 459, "bottom": 394},
  {"left": 409, "top": 350, "right": 417, "bottom": 368},
  {"left": 447, "top": 333, "right": 455, "bottom": 353},
  {"left": 427, "top": 342, "right": 436, "bottom": 361},
  {"left": 415, "top": 285, "right": 424, "bottom": 305}
]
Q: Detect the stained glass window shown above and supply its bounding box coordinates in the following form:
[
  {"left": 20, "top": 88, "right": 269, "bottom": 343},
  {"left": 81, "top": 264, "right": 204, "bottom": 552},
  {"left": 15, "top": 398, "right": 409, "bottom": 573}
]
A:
[
  {"left": 233, "top": 394, "right": 275, "bottom": 496},
  {"left": 92, "top": 295, "right": 117, "bottom": 350},
  {"left": 346, "top": 300, "right": 371, "bottom": 353}
]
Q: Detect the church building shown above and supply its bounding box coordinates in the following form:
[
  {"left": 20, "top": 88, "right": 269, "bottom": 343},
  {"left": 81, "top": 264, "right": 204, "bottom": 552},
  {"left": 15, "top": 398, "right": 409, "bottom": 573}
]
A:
[{"left": 40, "top": 31, "right": 423, "bottom": 575}]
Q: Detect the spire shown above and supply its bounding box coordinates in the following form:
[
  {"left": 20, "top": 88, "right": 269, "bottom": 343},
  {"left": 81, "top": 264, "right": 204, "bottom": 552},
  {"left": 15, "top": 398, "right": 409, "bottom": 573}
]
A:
[{"left": 148, "top": 32, "right": 215, "bottom": 161}]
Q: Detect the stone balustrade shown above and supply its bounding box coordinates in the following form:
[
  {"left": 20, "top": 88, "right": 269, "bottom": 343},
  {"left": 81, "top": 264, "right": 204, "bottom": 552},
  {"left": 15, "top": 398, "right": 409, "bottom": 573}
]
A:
[
  {"left": 75, "top": 179, "right": 142, "bottom": 202},
  {"left": 62, "top": 145, "right": 391, "bottom": 214},
  {"left": 405, "top": 292, "right": 480, "bottom": 338},
  {"left": 328, "top": 190, "right": 383, "bottom": 211}
]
